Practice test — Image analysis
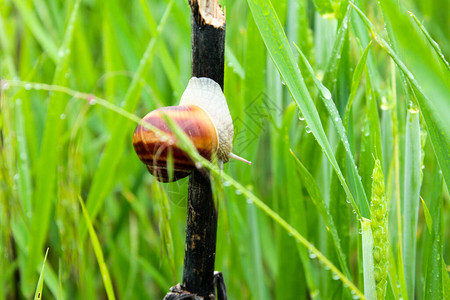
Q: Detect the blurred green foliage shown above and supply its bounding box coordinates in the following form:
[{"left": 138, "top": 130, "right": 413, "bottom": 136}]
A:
[{"left": 0, "top": 0, "right": 449, "bottom": 299}]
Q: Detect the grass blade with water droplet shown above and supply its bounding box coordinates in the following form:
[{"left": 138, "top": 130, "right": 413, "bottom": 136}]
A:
[
  {"left": 79, "top": 196, "right": 116, "bottom": 300},
  {"left": 33, "top": 248, "right": 49, "bottom": 300},
  {"left": 247, "top": 0, "right": 369, "bottom": 218},
  {"left": 361, "top": 219, "right": 376, "bottom": 300}
]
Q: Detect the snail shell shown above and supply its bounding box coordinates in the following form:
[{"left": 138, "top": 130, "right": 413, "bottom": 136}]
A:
[
  {"left": 133, "top": 105, "right": 218, "bottom": 182},
  {"left": 179, "top": 77, "right": 233, "bottom": 162},
  {"left": 133, "top": 77, "right": 249, "bottom": 182}
]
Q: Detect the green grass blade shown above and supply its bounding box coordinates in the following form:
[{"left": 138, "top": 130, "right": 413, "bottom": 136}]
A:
[
  {"left": 79, "top": 197, "right": 116, "bottom": 300},
  {"left": 424, "top": 173, "right": 444, "bottom": 299},
  {"left": 152, "top": 182, "right": 176, "bottom": 280},
  {"left": 83, "top": 0, "right": 174, "bottom": 238},
  {"left": 14, "top": 99, "right": 32, "bottom": 213},
  {"left": 421, "top": 197, "right": 433, "bottom": 234},
  {"left": 290, "top": 149, "right": 351, "bottom": 279},
  {"left": 442, "top": 260, "right": 450, "bottom": 300},
  {"left": 402, "top": 109, "right": 421, "bottom": 299},
  {"left": 361, "top": 219, "right": 376, "bottom": 300},
  {"left": 351, "top": 2, "right": 450, "bottom": 194},
  {"left": 138, "top": 0, "right": 184, "bottom": 97},
  {"left": 25, "top": 0, "right": 81, "bottom": 289},
  {"left": 12, "top": 0, "right": 59, "bottom": 62},
  {"left": 226, "top": 45, "right": 245, "bottom": 79},
  {"left": 408, "top": 11, "right": 450, "bottom": 72},
  {"left": 219, "top": 172, "right": 365, "bottom": 299},
  {"left": 294, "top": 41, "right": 369, "bottom": 219},
  {"left": 248, "top": 203, "right": 270, "bottom": 300},
  {"left": 312, "top": 0, "right": 334, "bottom": 16},
  {"left": 344, "top": 41, "right": 371, "bottom": 125},
  {"left": 321, "top": 4, "right": 352, "bottom": 92},
  {"left": 247, "top": 0, "right": 369, "bottom": 218},
  {"left": 33, "top": 248, "right": 49, "bottom": 300}
]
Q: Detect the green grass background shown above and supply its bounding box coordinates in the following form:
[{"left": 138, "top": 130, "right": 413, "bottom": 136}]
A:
[{"left": 1, "top": 0, "right": 449, "bottom": 299}]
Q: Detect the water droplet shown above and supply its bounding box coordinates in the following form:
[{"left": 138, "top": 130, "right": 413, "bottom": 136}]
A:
[
  {"left": 195, "top": 162, "right": 202, "bottom": 169},
  {"left": 332, "top": 273, "right": 340, "bottom": 280},
  {"left": 308, "top": 251, "right": 317, "bottom": 259},
  {"left": 246, "top": 198, "right": 253, "bottom": 203},
  {"left": 34, "top": 84, "right": 42, "bottom": 90},
  {"left": 321, "top": 87, "right": 332, "bottom": 100},
  {"left": 1, "top": 81, "right": 10, "bottom": 90},
  {"left": 89, "top": 98, "right": 96, "bottom": 105},
  {"left": 58, "top": 49, "right": 65, "bottom": 57},
  {"left": 281, "top": 81, "right": 286, "bottom": 86},
  {"left": 60, "top": 113, "right": 66, "bottom": 120},
  {"left": 25, "top": 83, "right": 32, "bottom": 90},
  {"left": 408, "top": 107, "right": 419, "bottom": 114},
  {"left": 298, "top": 111, "right": 305, "bottom": 121},
  {"left": 305, "top": 126, "right": 312, "bottom": 134},
  {"left": 235, "top": 189, "right": 243, "bottom": 195},
  {"left": 380, "top": 98, "right": 390, "bottom": 110},
  {"left": 334, "top": 117, "right": 340, "bottom": 122},
  {"left": 223, "top": 181, "right": 231, "bottom": 187}
]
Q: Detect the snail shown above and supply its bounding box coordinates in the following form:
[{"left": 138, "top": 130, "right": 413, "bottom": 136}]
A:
[{"left": 132, "top": 77, "right": 251, "bottom": 182}]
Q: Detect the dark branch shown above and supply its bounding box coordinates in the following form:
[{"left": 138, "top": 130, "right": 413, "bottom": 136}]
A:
[
  {"left": 183, "top": 0, "right": 225, "bottom": 298},
  {"left": 164, "top": 1, "right": 226, "bottom": 299}
]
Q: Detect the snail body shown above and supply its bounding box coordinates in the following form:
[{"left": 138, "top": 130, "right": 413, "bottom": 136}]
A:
[{"left": 133, "top": 77, "right": 250, "bottom": 182}]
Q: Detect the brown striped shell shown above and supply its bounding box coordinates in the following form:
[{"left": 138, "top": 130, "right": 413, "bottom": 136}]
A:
[
  {"left": 133, "top": 77, "right": 251, "bottom": 183},
  {"left": 132, "top": 105, "right": 218, "bottom": 182}
]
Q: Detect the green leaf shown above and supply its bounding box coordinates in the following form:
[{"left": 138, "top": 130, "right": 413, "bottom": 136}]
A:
[
  {"left": 312, "top": 0, "right": 335, "bottom": 17},
  {"left": 408, "top": 11, "right": 450, "bottom": 72},
  {"left": 25, "top": 0, "right": 81, "bottom": 288},
  {"left": 423, "top": 168, "right": 444, "bottom": 299},
  {"left": 79, "top": 196, "right": 116, "bottom": 300},
  {"left": 352, "top": 2, "right": 450, "bottom": 194},
  {"left": 421, "top": 197, "right": 433, "bottom": 234},
  {"left": 33, "top": 248, "right": 49, "bottom": 300},
  {"left": 82, "top": 0, "right": 174, "bottom": 240},
  {"left": 247, "top": 0, "right": 369, "bottom": 218},
  {"left": 295, "top": 34, "right": 369, "bottom": 218},
  {"left": 402, "top": 110, "right": 421, "bottom": 299},
  {"left": 290, "top": 149, "right": 352, "bottom": 279},
  {"left": 361, "top": 219, "right": 376, "bottom": 300},
  {"left": 13, "top": 0, "right": 59, "bottom": 62}
]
